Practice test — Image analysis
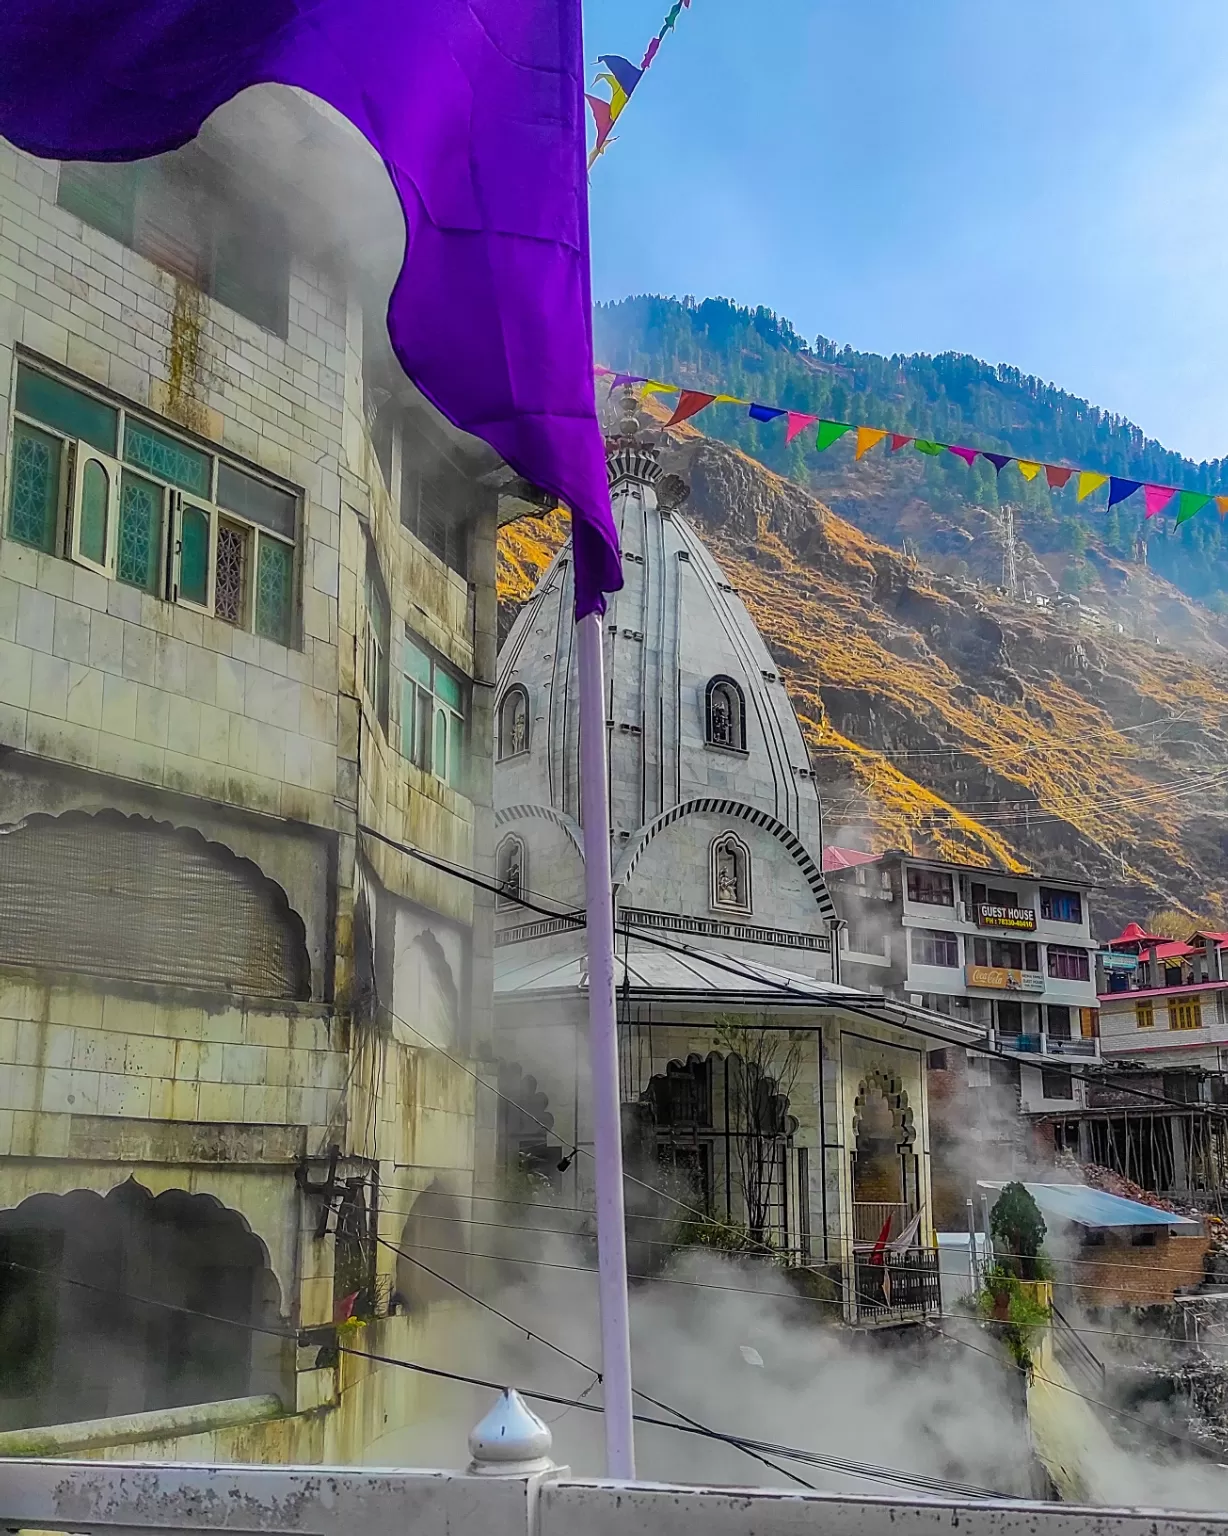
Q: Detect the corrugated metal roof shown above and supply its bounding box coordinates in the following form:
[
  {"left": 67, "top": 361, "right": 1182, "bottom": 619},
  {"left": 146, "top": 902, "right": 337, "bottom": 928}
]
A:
[
  {"left": 495, "top": 938, "right": 984, "bottom": 1042},
  {"left": 978, "top": 1181, "right": 1201, "bottom": 1230},
  {"left": 822, "top": 847, "right": 882, "bottom": 872}
]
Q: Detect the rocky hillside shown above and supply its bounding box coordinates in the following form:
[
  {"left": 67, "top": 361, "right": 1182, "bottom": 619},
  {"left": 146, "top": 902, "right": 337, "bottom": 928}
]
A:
[{"left": 498, "top": 414, "right": 1228, "bottom": 936}]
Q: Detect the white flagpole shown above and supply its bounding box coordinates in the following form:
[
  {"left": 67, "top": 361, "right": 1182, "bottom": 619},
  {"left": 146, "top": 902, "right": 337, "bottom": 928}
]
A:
[{"left": 576, "top": 607, "right": 636, "bottom": 1479}]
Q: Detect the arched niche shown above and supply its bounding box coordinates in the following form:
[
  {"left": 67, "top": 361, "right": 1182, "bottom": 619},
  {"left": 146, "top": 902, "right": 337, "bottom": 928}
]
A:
[
  {"left": 0, "top": 1179, "right": 288, "bottom": 1430},
  {"left": 710, "top": 830, "right": 752, "bottom": 914},
  {"left": 705, "top": 674, "right": 747, "bottom": 752},
  {"left": 392, "top": 926, "right": 460, "bottom": 1050},
  {"left": 391, "top": 1178, "right": 467, "bottom": 1312},
  {"left": 497, "top": 685, "right": 530, "bottom": 759},
  {"left": 0, "top": 809, "right": 310, "bottom": 999},
  {"left": 495, "top": 834, "right": 527, "bottom": 911}
]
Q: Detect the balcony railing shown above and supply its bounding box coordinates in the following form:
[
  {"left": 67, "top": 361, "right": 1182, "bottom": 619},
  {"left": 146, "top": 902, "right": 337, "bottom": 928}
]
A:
[
  {"left": 853, "top": 1248, "right": 942, "bottom": 1324},
  {"left": 851, "top": 1200, "right": 914, "bottom": 1247},
  {"left": 1001, "top": 1034, "right": 1098, "bottom": 1058}
]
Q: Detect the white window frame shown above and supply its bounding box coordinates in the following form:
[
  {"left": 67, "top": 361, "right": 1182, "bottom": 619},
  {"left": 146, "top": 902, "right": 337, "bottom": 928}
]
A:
[
  {"left": 68, "top": 444, "right": 121, "bottom": 577},
  {"left": 170, "top": 491, "right": 220, "bottom": 615}
]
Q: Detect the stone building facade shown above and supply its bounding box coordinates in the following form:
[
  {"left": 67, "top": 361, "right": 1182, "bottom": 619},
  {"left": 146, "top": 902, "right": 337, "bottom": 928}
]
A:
[
  {"left": 493, "top": 405, "right": 978, "bottom": 1321},
  {"left": 0, "top": 88, "right": 525, "bottom": 1454}
]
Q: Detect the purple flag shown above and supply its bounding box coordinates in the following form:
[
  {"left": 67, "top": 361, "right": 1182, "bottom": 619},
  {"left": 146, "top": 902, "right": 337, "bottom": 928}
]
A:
[
  {"left": 0, "top": 0, "right": 621, "bottom": 620},
  {"left": 981, "top": 453, "right": 1013, "bottom": 475}
]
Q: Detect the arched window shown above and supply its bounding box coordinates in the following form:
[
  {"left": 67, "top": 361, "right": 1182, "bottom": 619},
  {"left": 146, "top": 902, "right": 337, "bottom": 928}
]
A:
[
  {"left": 705, "top": 675, "right": 746, "bottom": 751},
  {"left": 711, "top": 832, "right": 752, "bottom": 913},
  {"left": 496, "top": 834, "right": 526, "bottom": 910},
  {"left": 497, "top": 685, "right": 530, "bottom": 759}
]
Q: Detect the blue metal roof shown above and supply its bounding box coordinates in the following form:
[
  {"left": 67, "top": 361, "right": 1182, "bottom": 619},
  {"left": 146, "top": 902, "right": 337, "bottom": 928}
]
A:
[{"left": 978, "top": 1181, "right": 1201, "bottom": 1230}]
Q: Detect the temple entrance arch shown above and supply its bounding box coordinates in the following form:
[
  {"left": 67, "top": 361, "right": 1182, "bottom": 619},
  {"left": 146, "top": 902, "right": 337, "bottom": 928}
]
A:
[
  {"left": 0, "top": 1180, "right": 287, "bottom": 1432},
  {"left": 637, "top": 1049, "right": 799, "bottom": 1252}
]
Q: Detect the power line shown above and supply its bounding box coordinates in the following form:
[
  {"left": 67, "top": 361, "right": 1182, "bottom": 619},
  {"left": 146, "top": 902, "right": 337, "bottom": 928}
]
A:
[
  {"left": 374, "top": 1236, "right": 814, "bottom": 1490},
  {"left": 361, "top": 820, "right": 1228, "bottom": 1125},
  {"left": 0, "top": 1258, "right": 1012, "bottom": 1501},
  {"left": 372, "top": 1200, "right": 1223, "bottom": 1288}
]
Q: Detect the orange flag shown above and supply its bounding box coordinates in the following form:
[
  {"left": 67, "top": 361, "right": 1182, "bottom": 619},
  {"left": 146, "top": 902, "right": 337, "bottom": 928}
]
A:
[
  {"left": 854, "top": 427, "right": 888, "bottom": 461},
  {"left": 1218, "top": 497, "right": 1228, "bottom": 516}
]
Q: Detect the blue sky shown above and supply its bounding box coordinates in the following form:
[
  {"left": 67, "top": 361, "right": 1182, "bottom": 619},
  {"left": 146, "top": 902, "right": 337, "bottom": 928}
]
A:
[{"left": 581, "top": 0, "right": 1228, "bottom": 462}]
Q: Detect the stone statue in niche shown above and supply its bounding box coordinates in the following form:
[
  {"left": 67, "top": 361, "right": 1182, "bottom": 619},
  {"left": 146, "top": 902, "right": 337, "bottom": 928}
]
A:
[
  {"left": 710, "top": 689, "right": 733, "bottom": 746},
  {"left": 508, "top": 694, "right": 527, "bottom": 754},
  {"left": 500, "top": 841, "right": 523, "bottom": 904},
  {"left": 713, "top": 837, "right": 745, "bottom": 909}
]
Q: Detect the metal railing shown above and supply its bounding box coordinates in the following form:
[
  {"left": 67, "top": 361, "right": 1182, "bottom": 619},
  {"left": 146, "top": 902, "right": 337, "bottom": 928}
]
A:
[
  {"left": 851, "top": 1201, "right": 914, "bottom": 1246},
  {"left": 854, "top": 1249, "right": 942, "bottom": 1324}
]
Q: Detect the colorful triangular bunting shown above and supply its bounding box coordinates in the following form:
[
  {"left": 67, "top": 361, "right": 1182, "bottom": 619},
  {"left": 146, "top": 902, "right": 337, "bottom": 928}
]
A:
[
  {"left": 1077, "top": 471, "right": 1108, "bottom": 502},
  {"left": 1143, "top": 484, "right": 1177, "bottom": 519},
  {"left": 1107, "top": 477, "right": 1142, "bottom": 508},
  {"left": 815, "top": 420, "right": 852, "bottom": 453},
  {"left": 597, "top": 54, "right": 644, "bottom": 97},
  {"left": 890, "top": 434, "right": 913, "bottom": 453},
  {"left": 785, "top": 411, "right": 818, "bottom": 445},
  {"left": 1176, "top": 491, "right": 1211, "bottom": 526},
  {"left": 1016, "top": 460, "right": 1042, "bottom": 481},
  {"left": 982, "top": 452, "right": 1012, "bottom": 474},
  {"left": 946, "top": 445, "right": 978, "bottom": 467},
  {"left": 666, "top": 390, "right": 715, "bottom": 428},
  {"left": 855, "top": 427, "right": 888, "bottom": 460},
  {"left": 1045, "top": 465, "right": 1074, "bottom": 490},
  {"left": 913, "top": 440, "right": 944, "bottom": 456},
  {"left": 749, "top": 403, "right": 786, "bottom": 423}
]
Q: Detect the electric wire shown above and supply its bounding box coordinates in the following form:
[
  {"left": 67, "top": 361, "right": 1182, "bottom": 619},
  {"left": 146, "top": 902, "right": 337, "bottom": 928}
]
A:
[
  {"left": 6, "top": 1256, "right": 1215, "bottom": 1490},
  {"left": 367, "top": 1200, "right": 1227, "bottom": 1290},
  {"left": 0, "top": 1258, "right": 1016, "bottom": 1500}
]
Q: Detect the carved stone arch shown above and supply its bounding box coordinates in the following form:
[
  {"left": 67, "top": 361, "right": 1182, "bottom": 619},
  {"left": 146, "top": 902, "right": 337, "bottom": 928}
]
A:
[
  {"left": 0, "top": 809, "right": 310, "bottom": 998},
  {"left": 495, "top": 802, "right": 585, "bottom": 861},
  {"left": 0, "top": 1178, "right": 288, "bottom": 1428},
  {"left": 497, "top": 684, "right": 531, "bottom": 759},
  {"left": 851, "top": 1070, "right": 916, "bottom": 1148},
  {"left": 400, "top": 927, "right": 460, "bottom": 1043},
  {"left": 612, "top": 797, "right": 837, "bottom": 921},
  {"left": 393, "top": 1178, "right": 467, "bottom": 1312},
  {"left": 495, "top": 1060, "right": 561, "bottom": 1182}
]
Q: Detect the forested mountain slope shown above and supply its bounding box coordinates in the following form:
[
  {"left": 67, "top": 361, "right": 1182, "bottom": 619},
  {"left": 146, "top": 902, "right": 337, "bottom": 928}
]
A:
[{"left": 594, "top": 297, "right": 1228, "bottom": 629}]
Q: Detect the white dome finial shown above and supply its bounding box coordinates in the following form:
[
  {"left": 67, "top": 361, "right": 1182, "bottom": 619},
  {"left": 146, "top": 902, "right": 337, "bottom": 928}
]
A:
[{"left": 467, "top": 1389, "right": 555, "bottom": 1476}]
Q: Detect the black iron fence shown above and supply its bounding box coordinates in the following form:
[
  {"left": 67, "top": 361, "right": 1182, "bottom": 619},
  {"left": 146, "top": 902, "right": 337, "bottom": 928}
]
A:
[{"left": 854, "top": 1248, "right": 942, "bottom": 1323}]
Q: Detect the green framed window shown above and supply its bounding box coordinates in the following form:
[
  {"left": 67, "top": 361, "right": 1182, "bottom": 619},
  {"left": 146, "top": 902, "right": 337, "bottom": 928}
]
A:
[
  {"left": 117, "top": 471, "right": 163, "bottom": 592},
  {"left": 400, "top": 632, "right": 466, "bottom": 789},
  {"left": 7, "top": 362, "right": 300, "bottom": 645},
  {"left": 254, "top": 535, "right": 294, "bottom": 645},
  {"left": 7, "top": 422, "right": 62, "bottom": 552}
]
